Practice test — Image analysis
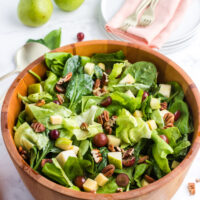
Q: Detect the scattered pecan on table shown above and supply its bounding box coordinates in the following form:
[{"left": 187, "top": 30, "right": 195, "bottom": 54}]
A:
[
  {"left": 188, "top": 182, "right": 195, "bottom": 195},
  {"left": 102, "top": 164, "right": 115, "bottom": 177},
  {"left": 31, "top": 122, "right": 45, "bottom": 133}
]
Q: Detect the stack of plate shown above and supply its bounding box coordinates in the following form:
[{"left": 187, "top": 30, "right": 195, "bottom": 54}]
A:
[{"left": 99, "top": 0, "right": 200, "bottom": 54}]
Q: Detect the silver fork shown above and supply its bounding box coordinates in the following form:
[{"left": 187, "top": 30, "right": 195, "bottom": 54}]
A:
[
  {"left": 120, "top": 0, "right": 152, "bottom": 31},
  {"left": 139, "top": 0, "right": 159, "bottom": 27}
]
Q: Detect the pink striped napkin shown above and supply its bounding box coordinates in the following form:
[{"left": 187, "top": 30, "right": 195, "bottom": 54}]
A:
[{"left": 106, "top": 0, "right": 191, "bottom": 49}]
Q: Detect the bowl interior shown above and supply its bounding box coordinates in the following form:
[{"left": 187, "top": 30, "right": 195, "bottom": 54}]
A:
[{"left": 1, "top": 40, "right": 200, "bottom": 200}]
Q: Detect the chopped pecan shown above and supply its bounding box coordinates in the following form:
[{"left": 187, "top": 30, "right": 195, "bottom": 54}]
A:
[
  {"left": 18, "top": 146, "right": 23, "bottom": 153},
  {"left": 80, "top": 122, "right": 88, "bottom": 131},
  {"left": 91, "top": 149, "right": 102, "bottom": 163},
  {"left": 103, "top": 110, "right": 110, "bottom": 122},
  {"left": 36, "top": 99, "right": 45, "bottom": 107},
  {"left": 138, "top": 155, "right": 149, "bottom": 164},
  {"left": 18, "top": 146, "right": 28, "bottom": 160},
  {"left": 93, "top": 88, "right": 102, "bottom": 96},
  {"left": 109, "top": 116, "right": 117, "bottom": 126},
  {"left": 57, "top": 72, "right": 72, "bottom": 85},
  {"left": 188, "top": 182, "right": 195, "bottom": 195},
  {"left": 101, "top": 72, "right": 109, "bottom": 86},
  {"left": 160, "top": 102, "right": 168, "bottom": 110},
  {"left": 105, "top": 126, "right": 112, "bottom": 134},
  {"left": 102, "top": 164, "right": 115, "bottom": 177},
  {"left": 144, "top": 175, "right": 155, "bottom": 183},
  {"left": 122, "top": 148, "right": 134, "bottom": 159},
  {"left": 31, "top": 122, "right": 45, "bottom": 133},
  {"left": 98, "top": 115, "right": 104, "bottom": 125},
  {"left": 41, "top": 159, "right": 53, "bottom": 168},
  {"left": 195, "top": 178, "right": 200, "bottom": 183},
  {"left": 56, "top": 94, "right": 64, "bottom": 105},
  {"left": 93, "top": 79, "right": 101, "bottom": 89},
  {"left": 163, "top": 112, "right": 174, "bottom": 128},
  {"left": 116, "top": 188, "right": 123, "bottom": 193},
  {"left": 108, "top": 144, "right": 115, "bottom": 152}
]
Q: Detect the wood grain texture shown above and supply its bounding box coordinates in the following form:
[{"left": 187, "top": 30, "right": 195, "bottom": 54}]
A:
[{"left": 1, "top": 40, "right": 200, "bottom": 200}]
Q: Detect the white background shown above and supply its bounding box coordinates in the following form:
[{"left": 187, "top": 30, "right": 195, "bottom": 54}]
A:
[{"left": 0, "top": 0, "right": 200, "bottom": 199}]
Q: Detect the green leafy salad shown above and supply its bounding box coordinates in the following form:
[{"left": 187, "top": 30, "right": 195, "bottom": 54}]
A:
[{"left": 14, "top": 50, "right": 193, "bottom": 193}]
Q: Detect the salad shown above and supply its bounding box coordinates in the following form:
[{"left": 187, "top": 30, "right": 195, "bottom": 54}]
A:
[{"left": 14, "top": 50, "right": 193, "bottom": 193}]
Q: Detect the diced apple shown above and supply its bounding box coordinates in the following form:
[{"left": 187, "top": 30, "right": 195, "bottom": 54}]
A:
[
  {"left": 95, "top": 173, "right": 109, "bottom": 186},
  {"left": 56, "top": 150, "right": 76, "bottom": 167},
  {"left": 141, "top": 179, "right": 149, "bottom": 187},
  {"left": 150, "top": 98, "right": 160, "bottom": 110},
  {"left": 146, "top": 120, "right": 157, "bottom": 130},
  {"left": 55, "top": 138, "right": 72, "bottom": 150},
  {"left": 159, "top": 84, "right": 171, "bottom": 98},
  {"left": 50, "top": 115, "right": 63, "bottom": 125},
  {"left": 133, "top": 110, "right": 143, "bottom": 118},
  {"left": 125, "top": 90, "right": 135, "bottom": 98},
  {"left": 71, "top": 145, "right": 79, "bottom": 155},
  {"left": 83, "top": 178, "right": 98, "bottom": 192},
  {"left": 108, "top": 152, "right": 122, "bottom": 169},
  {"left": 119, "top": 74, "right": 135, "bottom": 84},
  {"left": 98, "top": 63, "right": 105, "bottom": 71},
  {"left": 107, "top": 135, "right": 121, "bottom": 147},
  {"left": 171, "top": 161, "right": 180, "bottom": 169},
  {"left": 84, "top": 63, "right": 95, "bottom": 75}
]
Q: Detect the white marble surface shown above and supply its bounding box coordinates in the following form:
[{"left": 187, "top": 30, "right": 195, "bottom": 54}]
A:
[{"left": 0, "top": 0, "right": 200, "bottom": 200}]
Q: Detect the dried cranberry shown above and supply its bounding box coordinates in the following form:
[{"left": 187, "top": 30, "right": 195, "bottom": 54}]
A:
[
  {"left": 116, "top": 173, "right": 129, "bottom": 187},
  {"left": 142, "top": 91, "right": 149, "bottom": 101},
  {"left": 159, "top": 135, "right": 169, "bottom": 144},
  {"left": 101, "top": 96, "right": 112, "bottom": 107},
  {"left": 122, "top": 156, "right": 135, "bottom": 167},
  {"left": 74, "top": 176, "right": 86, "bottom": 189},
  {"left": 174, "top": 110, "right": 181, "bottom": 121},
  {"left": 49, "top": 129, "right": 60, "bottom": 140},
  {"left": 77, "top": 32, "right": 84, "bottom": 41},
  {"left": 93, "top": 133, "right": 108, "bottom": 147}
]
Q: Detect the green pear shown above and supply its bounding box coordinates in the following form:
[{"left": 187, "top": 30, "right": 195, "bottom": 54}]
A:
[
  {"left": 54, "top": 0, "right": 84, "bottom": 12},
  {"left": 17, "top": 0, "right": 53, "bottom": 27}
]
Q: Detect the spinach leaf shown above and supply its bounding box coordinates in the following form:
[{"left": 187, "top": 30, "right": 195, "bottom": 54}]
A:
[
  {"left": 42, "top": 158, "right": 73, "bottom": 187},
  {"left": 141, "top": 95, "right": 152, "bottom": 120},
  {"left": 121, "top": 61, "right": 157, "bottom": 88},
  {"left": 97, "top": 178, "right": 118, "bottom": 194},
  {"left": 96, "top": 147, "right": 109, "bottom": 172},
  {"left": 169, "top": 100, "right": 190, "bottom": 134},
  {"left": 64, "top": 157, "right": 91, "bottom": 180},
  {"left": 134, "top": 139, "right": 148, "bottom": 164},
  {"left": 16, "top": 111, "right": 26, "bottom": 128},
  {"left": 44, "top": 71, "right": 58, "bottom": 96},
  {"left": 151, "top": 158, "right": 164, "bottom": 179},
  {"left": 27, "top": 28, "right": 61, "bottom": 50},
  {"left": 94, "top": 65, "right": 103, "bottom": 79},
  {"left": 62, "top": 55, "right": 82, "bottom": 77},
  {"left": 133, "top": 163, "right": 148, "bottom": 187},
  {"left": 30, "top": 146, "right": 38, "bottom": 168},
  {"left": 91, "top": 50, "right": 125, "bottom": 65},
  {"left": 65, "top": 74, "right": 94, "bottom": 111},
  {"left": 45, "top": 52, "right": 72, "bottom": 76},
  {"left": 78, "top": 140, "right": 90, "bottom": 158}
]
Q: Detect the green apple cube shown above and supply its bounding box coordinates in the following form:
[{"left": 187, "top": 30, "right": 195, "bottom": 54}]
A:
[
  {"left": 150, "top": 98, "right": 160, "bottom": 110},
  {"left": 108, "top": 152, "right": 122, "bottom": 169},
  {"left": 28, "top": 83, "right": 43, "bottom": 95},
  {"left": 107, "top": 135, "right": 121, "bottom": 147},
  {"left": 55, "top": 138, "right": 72, "bottom": 150}
]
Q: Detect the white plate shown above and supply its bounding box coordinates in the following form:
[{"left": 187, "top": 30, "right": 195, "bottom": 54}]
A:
[{"left": 99, "top": 0, "right": 200, "bottom": 53}]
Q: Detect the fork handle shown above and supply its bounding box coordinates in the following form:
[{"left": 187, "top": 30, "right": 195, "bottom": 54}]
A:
[
  {"left": 134, "top": 0, "right": 152, "bottom": 15},
  {"left": 150, "top": 0, "right": 159, "bottom": 9}
]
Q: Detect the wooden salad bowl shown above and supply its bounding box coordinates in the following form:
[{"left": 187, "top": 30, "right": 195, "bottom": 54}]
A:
[{"left": 1, "top": 40, "right": 200, "bottom": 200}]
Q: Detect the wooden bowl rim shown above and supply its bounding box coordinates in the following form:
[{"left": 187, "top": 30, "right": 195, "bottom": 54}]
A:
[{"left": 1, "top": 40, "right": 200, "bottom": 199}]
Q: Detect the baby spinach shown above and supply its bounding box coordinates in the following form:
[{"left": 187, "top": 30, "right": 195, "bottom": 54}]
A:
[
  {"left": 62, "top": 55, "right": 82, "bottom": 77},
  {"left": 97, "top": 178, "right": 118, "bottom": 194},
  {"left": 94, "top": 65, "right": 103, "bottom": 79},
  {"left": 66, "top": 74, "right": 94, "bottom": 111},
  {"left": 78, "top": 140, "right": 90, "bottom": 158},
  {"left": 168, "top": 82, "right": 184, "bottom": 105},
  {"left": 133, "top": 163, "right": 148, "bottom": 187},
  {"left": 115, "top": 167, "right": 134, "bottom": 179},
  {"left": 96, "top": 147, "right": 109, "bottom": 172},
  {"left": 121, "top": 61, "right": 157, "bottom": 88},
  {"left": 27, "top": 28, "right": 61, "bottom": 50}
]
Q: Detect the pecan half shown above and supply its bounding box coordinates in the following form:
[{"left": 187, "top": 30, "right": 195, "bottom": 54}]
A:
[
  {"left": 138, "top": 155, "right": 149, "bottom": 164},
  {"left": 57, "top": 72, "right": 72, "bottom": 85},
  {"left": 31, "top": 122, "right": 45, "bottom": 133},
  {"left": 103, "top": 110, "right": 110, "bottom": 122},
  {"left": 91, "top": 149, "right": 102, "bottom": 163},
  {"left": 36, "top": 99, "right": 45, "bottom": 107},
  {"left": 160, "top": 102, "right": 168, "bottom": 111},
  {"left": 93, "top": 79, "right": 101, "bottom": 90},
  {"left": 163, "top": 112, "right": 174, "bottom": 128},
  {"left": 41, "top": 159, "right": 53, "bottom": 168},
  {"left": 144, "top": 175, "right": 155, "bottom": 183},
  {"left": 56, "top": 94, "right": 64, "bottom": 105},
  {"left": 80, "top": 122, "right": 88, "bottom": 131},
  {"left": 188, "top": 182, "right": 195, "bottom": 195},
  {"left": 102, "top": 164, "right": 115, "bottom": 177}
]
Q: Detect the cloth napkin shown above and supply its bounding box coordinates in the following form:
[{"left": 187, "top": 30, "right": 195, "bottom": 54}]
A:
[{"left": 106, "top": 0, "right": 190, "bottom": 49}]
